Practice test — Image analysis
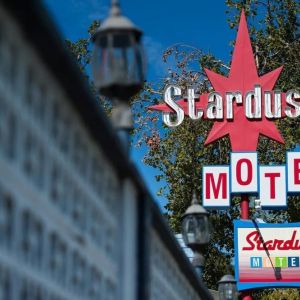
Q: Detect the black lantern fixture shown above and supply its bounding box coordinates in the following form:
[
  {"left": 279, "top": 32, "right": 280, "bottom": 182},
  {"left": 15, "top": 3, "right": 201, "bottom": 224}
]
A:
[
  {"left": 92, "top": 0, "right": 145, "bottom": 152},
  {"left": 217, "top": 274, "right": 238, "bottom": 300},
  {"left": 92, "top": 0, "right": 145, "bottom": 101},
  {"left": 182, "top": 192, "right": 211, "bottom": 277}
]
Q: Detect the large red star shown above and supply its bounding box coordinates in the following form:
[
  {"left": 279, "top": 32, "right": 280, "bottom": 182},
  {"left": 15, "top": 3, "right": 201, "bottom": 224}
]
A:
[
  {"left": 149, "top": 10, "right": 285, "bottom": 151},
  {"left": 204, "top": 10, "right": 284, "bottom": 151}
]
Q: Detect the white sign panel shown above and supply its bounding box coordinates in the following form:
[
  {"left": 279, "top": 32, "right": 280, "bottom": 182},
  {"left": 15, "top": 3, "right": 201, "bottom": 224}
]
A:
[
  {"left": 231, "top": 152, "right": 258, "bottom": 194},
  {"left": 203, "top": 166, "right": 230, "bottom": 208},
  {"left": 287, "top": 152, "right": 300, "bottom": 193},
  {"left": 259, "top": 166, "right": 286, "bottom": 208}
]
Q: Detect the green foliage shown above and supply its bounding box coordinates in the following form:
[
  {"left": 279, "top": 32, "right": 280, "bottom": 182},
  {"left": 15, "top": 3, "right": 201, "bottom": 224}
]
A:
[
  {"left": 256, "top": 288, "right": 300, "bottom": 300},
  {"left": 65, "top": 20, "right": 112, "bottom": 115},
  {"left": 65, "top": 20, "right": 100, "bottom": 74},
  {"left": 136, "top": 45, "right": 235, "bottom": 289}
]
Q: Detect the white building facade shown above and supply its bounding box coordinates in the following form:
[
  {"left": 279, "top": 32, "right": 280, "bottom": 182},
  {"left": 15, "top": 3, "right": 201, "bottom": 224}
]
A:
[{"left": 0, "top": 1, "right": 213, "bottom": 299}]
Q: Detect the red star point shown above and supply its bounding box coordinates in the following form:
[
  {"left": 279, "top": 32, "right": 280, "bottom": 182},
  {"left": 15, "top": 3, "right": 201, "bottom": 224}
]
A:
[{"left": 204, "top": 10, "right": 284, "bottom": 151}]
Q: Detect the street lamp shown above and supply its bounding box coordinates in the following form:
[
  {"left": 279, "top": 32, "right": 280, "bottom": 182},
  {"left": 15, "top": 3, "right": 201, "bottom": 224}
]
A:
[
  {"left": 181, "top": 192, "right": 211, "bottom": 278},
  {"left": 217, "top": 274, "right": 238, "bottom": 300},
  {"left": 91, "top": 0, "right": 145, "bottom": 147}
]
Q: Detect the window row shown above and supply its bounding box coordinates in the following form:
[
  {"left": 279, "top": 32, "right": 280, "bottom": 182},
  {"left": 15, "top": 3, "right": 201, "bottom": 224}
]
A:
[
  {"left": 0, "top": 93, "right": 120, "bottom": 219},
  {"left": 49, "top": 160, "right": 119, "bottom": 260},
  {"left": 150, "top": 235, "right": 197, "bottom": 300},
  {"left": 0, "top": 35, "right": 121, "bottom": 220},
  {"left": 0, "top": 263, "right": 117, "bottom": 300},
  {"left": 0, "top": 101, "right": 119, "bottom": 258},
  {"left": 0, "top": 188, "right": 117, "bottom": 299}
]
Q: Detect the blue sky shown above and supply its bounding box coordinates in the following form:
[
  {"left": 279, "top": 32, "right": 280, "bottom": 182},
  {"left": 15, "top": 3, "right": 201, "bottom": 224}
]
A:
[{"left": 43, "top": 0, "right": 237, "bottom": 208}]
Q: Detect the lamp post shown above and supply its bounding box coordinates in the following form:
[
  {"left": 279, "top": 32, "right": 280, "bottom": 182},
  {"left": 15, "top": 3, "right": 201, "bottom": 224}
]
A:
[
  {"left": 218, "top": 274, "right": 238, "bottom": 300},
  {"left": 91, "top": 0, "right": 145, "bottom": 151},
  {"left": 181, "top": 192, "right": 211, "bottom": 278}
]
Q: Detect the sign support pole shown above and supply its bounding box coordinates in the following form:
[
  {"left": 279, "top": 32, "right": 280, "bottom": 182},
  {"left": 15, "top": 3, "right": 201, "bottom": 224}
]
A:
[
  {"left": 241, "top": 195, "right": 249, "bottom": 220},
  {"left": 241, "top": 194, "right": 252, "bottom": 300}
]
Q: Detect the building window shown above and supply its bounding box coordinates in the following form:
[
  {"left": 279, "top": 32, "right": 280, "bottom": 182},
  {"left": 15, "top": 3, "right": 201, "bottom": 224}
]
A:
[
  {"left": 105, "top": 279, "right": 116, "bottom": 300},
  {"left": 22, "top": 131, "right": 44, "bottom": 189},
  {"left": 90, "top": 158, "right": 104, "bottom": 198},
  {"left": 32, "top": 220, "right": 43, "bottom": 268},
  {"left": 0, "top": 189, "right": 14, "bottom": 249},
  {"left": 0, "top": 102, "right": 17, "bottom": 161},
  {"left": 50, "top": 100, "right": 60, "bottom": 142},
  {"left": 0, "top": 42, "right": 9, "bottom": 84},
  {"left": 34, "top": 83, "right": 46, "bottom": 125},
  {"left": 23, "top": 65, "right": 45, "bottom": 126},
  {"left": 88, "top": 206, "right": 103, "bottom": 247},
  {"left": 49, "top": 233, "right": 67, "bottom": 286},
  {"left": 20, "top": 211, "right": 43, "bottom": 268},
  {"left": 50, "top": 164, "right": 64, "bottom": 208},
  {"left": 21, "top": 211, "right": 29, "bottom": 260},
  {"left": 9, "top": 44, "right": 17, "bottom": 90},
  {"left": 72, "top": 131, "right": 87, "bottom": 177},
  {"left": 71, "top": 190, "right": 86, "bottom": 231},
  {"left": 6, "top": 111, "right": 17, "bottom": 160},
  {"left": 0, "top": 266, "right": 11, "bottom": 300},
  {"left": 60, "top": 175, "right": 70, "bottom": 214},
  {"left": 106, "top": 173, "right": 120, "bottom": 218},
  {"left": 34, "top": 285, "right": 43, "bottom": 300},
  {"left": 0, "top": 24, "right": 3, "bottom": 74},
  {"left": 87, "top": 267, "right": 102, "bottom": 300},
  {"left": 23, "top": 132, "right": 33, "bottom": 176},
  {"left": 59, "top": 112, "right": 71, "bottom": 155},
  {"left": 50, "top": 99, "right": 72, "bottom": 156},
  {"left": 105, "top": 224, "right": 116, "bottom": 259},
  {"left": 19, "top": 280, "right": 29, "bottom": 300},
  {"left": 71, "top": 252, "right": 86, "bottom": 294},
  {"left": 24, "top": 66, "right": 34, "bottom": 109}
]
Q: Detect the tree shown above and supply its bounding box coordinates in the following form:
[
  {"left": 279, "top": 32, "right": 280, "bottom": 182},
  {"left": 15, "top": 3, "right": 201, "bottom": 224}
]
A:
[
  {"left": 257, "top": 288, "right": 300, "bottom": 300},
  {"left": 136, "top": 45, "right": 237, "bottom": 289},
  {"left": 65, "top": 20, "right": 112, "bottom": 115},
  {"left": 65, "top": 20, "right": 100, "bottom": 74}
]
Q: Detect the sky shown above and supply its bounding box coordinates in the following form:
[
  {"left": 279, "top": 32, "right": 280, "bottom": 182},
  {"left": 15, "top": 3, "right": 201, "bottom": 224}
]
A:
[{"left": 43, "top": 0, "right": 237, "bottom": 208}]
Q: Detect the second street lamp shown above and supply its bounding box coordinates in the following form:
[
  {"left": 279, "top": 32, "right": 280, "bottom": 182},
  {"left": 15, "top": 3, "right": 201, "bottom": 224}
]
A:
[
  {"left": 218, "top": 274, "right": 238, "bottom": 300},
  {"left": 181, "top": 192, "right": 211, "bottom": 278}
]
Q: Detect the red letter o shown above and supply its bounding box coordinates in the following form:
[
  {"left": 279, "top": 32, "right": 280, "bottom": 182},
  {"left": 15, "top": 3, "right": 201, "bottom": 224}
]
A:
[{"left": 236, "top": 159, "right": 252, "bottom": 186}]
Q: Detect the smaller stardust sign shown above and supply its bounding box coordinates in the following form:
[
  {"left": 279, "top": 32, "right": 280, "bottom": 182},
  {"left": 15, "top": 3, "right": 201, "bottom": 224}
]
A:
[{"left": 234, "top": 220, "right": 300, "bottom": 291}]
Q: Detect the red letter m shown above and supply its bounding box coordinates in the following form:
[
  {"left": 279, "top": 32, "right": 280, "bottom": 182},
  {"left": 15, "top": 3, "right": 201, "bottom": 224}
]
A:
[{"left": 205, "top": 173, "right": 227, "bottom": 199}]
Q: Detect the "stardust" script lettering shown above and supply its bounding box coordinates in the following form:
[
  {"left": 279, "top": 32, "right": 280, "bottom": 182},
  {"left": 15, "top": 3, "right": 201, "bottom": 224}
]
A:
[{"left": 242, "top": 230, "right": 300, "bottom": 251}]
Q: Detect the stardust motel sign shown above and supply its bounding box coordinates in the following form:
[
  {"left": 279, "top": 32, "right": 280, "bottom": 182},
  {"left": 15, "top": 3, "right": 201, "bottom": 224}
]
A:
[
  {"left": 149, "top": 8, "right": 300, "bottom": 291},
  {"left": 149, "top": 10, "right": 300, "bottom": 209},
  {"left": 235, "top": 220, "right": 300, "bottom": 290}
]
